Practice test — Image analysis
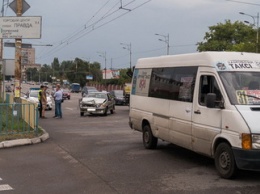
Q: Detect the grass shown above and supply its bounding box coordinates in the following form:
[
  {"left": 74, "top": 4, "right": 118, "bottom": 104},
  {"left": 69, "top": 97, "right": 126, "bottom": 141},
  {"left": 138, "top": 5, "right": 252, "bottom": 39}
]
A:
[{"left": 0, "top": 98, "right": 44, "bottom": 142}]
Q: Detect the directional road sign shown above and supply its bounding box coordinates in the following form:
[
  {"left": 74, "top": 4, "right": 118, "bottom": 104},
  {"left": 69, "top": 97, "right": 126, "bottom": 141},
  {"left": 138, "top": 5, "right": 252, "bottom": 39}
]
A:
[
  {"left": 9, "top": 0, "right": 30, "bottom": 15},
  {"left": 4, "top": 42, "right": 32, "bottom": 48},
  {"left": 0, "top": 16, "right": 42, "bottom": 39}
]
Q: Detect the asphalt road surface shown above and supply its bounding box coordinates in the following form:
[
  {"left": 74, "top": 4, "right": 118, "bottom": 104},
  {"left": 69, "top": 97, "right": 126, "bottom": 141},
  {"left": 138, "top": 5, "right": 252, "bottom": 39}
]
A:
[{"left": 1, "top": 91, "right": 260, "bottom": 194}]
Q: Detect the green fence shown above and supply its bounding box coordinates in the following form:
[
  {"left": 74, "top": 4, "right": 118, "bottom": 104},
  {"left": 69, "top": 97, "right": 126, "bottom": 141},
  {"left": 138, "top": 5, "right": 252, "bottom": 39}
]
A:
[{"left": 0, "top": 93, "right": 39, "bottom": 136}]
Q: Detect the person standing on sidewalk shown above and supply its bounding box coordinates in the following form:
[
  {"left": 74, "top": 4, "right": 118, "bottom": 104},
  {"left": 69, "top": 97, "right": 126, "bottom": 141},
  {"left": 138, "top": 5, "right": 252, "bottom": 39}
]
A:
[
  {"left": 38, "top": 85, "right": 44, "bottom": 118},
  {"left": 41, "top": 86, "right": 48, "bottom": 119},
  {"left": 54, "top": 84, "right": 63, "bottom": 118}
]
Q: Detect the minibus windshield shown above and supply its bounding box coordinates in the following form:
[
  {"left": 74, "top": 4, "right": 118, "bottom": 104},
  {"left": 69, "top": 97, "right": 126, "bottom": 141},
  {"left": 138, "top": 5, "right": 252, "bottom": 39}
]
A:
[{"left": 219, "top": 72, "right": 260, "bottom": 105}]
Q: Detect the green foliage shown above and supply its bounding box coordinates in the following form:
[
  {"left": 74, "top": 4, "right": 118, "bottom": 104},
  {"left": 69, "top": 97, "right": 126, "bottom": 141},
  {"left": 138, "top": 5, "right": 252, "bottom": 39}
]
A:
[
  {"left": 197, "top": 20, "right": 257, "bottom": 53},
  {"left": 26, "top": 56, "right": 132, "bottom": 86}
]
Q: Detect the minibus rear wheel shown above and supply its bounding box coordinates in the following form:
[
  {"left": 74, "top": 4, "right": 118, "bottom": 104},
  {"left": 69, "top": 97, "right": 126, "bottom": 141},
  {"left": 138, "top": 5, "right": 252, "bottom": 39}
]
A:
[
  {"left": 143, "top": 124, "right": 158, "bottom": 149},
  {"left": 214, "top": 142, "right": 237, "bottom": 179}
]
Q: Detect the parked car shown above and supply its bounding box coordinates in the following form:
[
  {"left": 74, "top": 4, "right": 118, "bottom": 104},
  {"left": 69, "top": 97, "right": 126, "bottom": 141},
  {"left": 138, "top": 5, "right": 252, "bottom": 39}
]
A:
[
  {"left": 109, "top": 90, "right": 126, "bottom": 105},
  {"left": 24, "top": 89, "right": 53, "bottom": 110},
  {"left": 5, "top": 85, "right": 12, "bottom": 92},
  {"left": 62, "top": 89, "right": 71, "bottom": 100},
  {"left": 79, "top": 92, "right": 115, "bottom": 116},
  {"left": 81, "top": 86, "right": 98, "bottom": 96}
]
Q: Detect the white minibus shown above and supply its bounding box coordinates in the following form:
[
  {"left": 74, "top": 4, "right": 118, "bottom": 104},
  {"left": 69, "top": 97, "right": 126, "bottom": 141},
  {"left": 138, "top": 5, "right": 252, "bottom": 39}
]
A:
[{"left": 129, "top": 52, "right": 260, "bottom": 179}]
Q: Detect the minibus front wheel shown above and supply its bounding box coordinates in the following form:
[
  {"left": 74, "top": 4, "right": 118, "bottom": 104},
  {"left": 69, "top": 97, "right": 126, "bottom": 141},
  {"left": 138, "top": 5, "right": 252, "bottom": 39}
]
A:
[
  {"left": 214, "top": 142, "right": 237, "bottom": 179},
  {"left": 142, "top": 124, "right": 158, "bottom": 149}
]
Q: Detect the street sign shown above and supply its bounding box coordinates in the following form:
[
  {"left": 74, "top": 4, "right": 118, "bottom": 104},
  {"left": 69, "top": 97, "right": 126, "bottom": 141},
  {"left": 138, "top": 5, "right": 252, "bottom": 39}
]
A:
[
  {"left": 0, "top": 16, "right": 42, "bottom": 39},
  {"left": 9, "top": 0, "right": 30, "bottom": 15},
  {"left": 86, "top": 75, "right": 93, "bottom": 80},
  {"left": 4, "top": 42, "right": 32, "bottom": 48}
]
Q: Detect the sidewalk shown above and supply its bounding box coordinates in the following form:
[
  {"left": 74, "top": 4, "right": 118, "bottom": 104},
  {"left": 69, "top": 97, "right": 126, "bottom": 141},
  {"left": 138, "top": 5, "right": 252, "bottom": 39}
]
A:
[{"left": 0, "top": 129, "right": 49, "bottom": 149}]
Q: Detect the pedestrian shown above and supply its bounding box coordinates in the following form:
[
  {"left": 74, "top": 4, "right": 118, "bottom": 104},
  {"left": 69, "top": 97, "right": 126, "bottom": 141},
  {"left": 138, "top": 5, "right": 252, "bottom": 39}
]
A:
[
  {"left": 41, "top": 86, "right": 48, "bottom": 118},
  {"left": 53, "top": 84, "right": 63, "bottom": 118},
  {"left": 38, "top": 85, "right": 44, "bottom": 118}
]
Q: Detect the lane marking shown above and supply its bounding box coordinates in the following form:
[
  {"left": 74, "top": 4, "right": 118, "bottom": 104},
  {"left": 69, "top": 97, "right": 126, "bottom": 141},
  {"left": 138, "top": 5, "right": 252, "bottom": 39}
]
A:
[
  {"left": 0, "top": 184, "right": 13, "bottom": 191},
  {"left": 0, "top": 177, "right": 14, "bottom": 191}
]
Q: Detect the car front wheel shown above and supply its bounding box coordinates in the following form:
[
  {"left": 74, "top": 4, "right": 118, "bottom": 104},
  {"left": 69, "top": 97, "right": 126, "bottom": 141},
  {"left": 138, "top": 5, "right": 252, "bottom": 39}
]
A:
[
  {"left": 215, "top": 142, "right": 237, "bottom": 179},
  {"left": 104, "top": 107, "right": 108, "bottom": 116}
]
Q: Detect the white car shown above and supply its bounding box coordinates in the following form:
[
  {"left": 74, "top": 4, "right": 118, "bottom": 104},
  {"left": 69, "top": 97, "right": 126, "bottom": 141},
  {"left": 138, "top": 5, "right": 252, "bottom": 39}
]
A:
[
  {"left": 24, "top": 90, "right": 53, "bottom": 110},
  {"left": 79, "top": 92, "right": 115, "bottom": 116}
]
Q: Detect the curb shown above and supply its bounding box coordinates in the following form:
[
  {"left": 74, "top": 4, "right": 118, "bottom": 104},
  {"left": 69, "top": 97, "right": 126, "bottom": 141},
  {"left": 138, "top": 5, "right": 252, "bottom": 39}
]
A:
[{"left": 0, "top": 129, "right": 49, "bottom": 149}]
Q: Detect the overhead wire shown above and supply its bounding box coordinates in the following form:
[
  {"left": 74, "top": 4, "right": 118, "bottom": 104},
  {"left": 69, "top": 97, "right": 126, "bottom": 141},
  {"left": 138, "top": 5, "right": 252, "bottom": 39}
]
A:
[
  {"left": 37, "top": 0, "right": 118, "bottom": 58},
  {"left": 37, "top": 0, "right": 151, "bottom": 61}
]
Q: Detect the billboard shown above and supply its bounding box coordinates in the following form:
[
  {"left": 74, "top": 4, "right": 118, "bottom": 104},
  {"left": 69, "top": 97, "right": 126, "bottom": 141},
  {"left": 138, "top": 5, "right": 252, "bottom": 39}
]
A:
[{"left": 0, "top": 16, "right": 42, "bottom": 39}]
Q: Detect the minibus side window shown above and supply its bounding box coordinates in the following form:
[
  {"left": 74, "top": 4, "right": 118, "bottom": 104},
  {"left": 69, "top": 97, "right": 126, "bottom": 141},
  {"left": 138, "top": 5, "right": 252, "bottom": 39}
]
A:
[
  {"left": 149, "top": 66, "right": 197, "bottom": 102},
  {"left": 199, "top": 75, "right": 222, "bottom": 107}
]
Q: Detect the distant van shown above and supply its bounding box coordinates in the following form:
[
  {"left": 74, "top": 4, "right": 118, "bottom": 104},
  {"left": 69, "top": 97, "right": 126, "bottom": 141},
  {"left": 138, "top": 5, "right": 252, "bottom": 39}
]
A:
[
  {"left": 129, "top": 52, "right": 260, "bottom": 179},
  {"left": 71, "top": 83, "right": 81, "bottom": 93}
]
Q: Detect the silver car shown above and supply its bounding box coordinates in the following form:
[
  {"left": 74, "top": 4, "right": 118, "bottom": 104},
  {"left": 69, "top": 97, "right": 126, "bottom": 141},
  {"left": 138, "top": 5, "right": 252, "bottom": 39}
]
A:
[{"left": 79, "top": 92, "right": 115, "bottom": 116}]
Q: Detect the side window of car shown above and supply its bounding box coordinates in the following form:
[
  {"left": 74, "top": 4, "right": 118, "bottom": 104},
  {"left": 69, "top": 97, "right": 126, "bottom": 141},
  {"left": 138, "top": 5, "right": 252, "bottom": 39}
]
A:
[{"left": 199, "top": 75, "right": 222, "bottom": 107}]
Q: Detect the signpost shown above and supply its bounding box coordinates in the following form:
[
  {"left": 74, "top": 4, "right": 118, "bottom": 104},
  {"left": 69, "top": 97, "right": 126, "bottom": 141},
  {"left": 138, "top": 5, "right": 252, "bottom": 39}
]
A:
[
  {"left": 0, "top": 16, "right": 42, "bottom": 39},
  {"left": 9, "top": 0, "right": 30, "bottom": 14},
  {"left": 0, "top": 0, "right": 42, "bottom": 98}
]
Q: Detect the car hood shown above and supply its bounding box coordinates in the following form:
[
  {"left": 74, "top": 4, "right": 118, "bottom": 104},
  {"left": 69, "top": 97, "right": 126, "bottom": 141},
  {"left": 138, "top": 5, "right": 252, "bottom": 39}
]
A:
[
  {"left": 27, "top": 97, "right": 38, "bottom": 103},
  {"left": 82, "top": 97, "right": 106, "bottom": 104},
  {"left": 236, "top": 105, "right": 260, "bottom": 133},
  {"left": 28, "top": 96, "right": 52, "bottom": 103}
]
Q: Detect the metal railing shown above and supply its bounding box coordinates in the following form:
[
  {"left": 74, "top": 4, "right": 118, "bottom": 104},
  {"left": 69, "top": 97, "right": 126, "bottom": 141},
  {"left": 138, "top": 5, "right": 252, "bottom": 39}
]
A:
[{"left": 0, "top": 93, "right": 39, "bottom": 136}]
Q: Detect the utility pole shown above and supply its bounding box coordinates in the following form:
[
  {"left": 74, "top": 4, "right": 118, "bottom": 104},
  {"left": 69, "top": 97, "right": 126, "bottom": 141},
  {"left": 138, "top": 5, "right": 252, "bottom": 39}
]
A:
[
  {"left": 14, "top": 0, "right": 23, "bottom": 98},
  {"left": 155, "top": 33, "right": 170, "bottom": 55},
  {"left": 121, "top": 42, "right": 132, "bottom": 69}
]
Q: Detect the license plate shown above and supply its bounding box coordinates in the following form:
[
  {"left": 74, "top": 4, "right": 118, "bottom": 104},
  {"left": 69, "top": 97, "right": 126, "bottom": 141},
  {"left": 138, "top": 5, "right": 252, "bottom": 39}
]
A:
[{"left": 87, "top": 108, "right": 96, "bottom": 112}]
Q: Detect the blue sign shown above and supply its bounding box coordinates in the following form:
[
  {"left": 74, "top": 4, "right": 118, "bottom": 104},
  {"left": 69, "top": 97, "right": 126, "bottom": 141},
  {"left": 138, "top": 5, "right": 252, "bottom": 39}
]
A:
[{"left": 86, "top": 75, "right": 93, "bottom": 80}]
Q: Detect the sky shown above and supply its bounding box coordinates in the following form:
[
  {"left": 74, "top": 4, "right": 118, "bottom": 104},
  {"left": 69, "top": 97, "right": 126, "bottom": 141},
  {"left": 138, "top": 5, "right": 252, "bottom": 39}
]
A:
[{"left": 2, "top": 0, "right": 260, "bottom": 69}]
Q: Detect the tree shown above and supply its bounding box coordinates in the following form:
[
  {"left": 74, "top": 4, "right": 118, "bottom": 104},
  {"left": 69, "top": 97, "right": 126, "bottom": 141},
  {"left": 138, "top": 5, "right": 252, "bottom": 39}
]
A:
[
  {"left": 197, "top": 20, "right": 257, "bottom": 52},
  {"left": 39, "top": 64, "right": 53, "bottom": 82},
  {"left": 51, "top": 58, "right": 60, "bottom": 79},
  {"left": 25, "top": 68, "right": 38, "bottom": 82}
]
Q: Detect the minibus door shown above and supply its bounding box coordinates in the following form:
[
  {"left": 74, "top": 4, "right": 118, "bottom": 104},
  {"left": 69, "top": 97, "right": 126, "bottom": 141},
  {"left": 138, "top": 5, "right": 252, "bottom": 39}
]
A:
[{"left": 192, "top": 74, "right": 223, "bottom": 155}]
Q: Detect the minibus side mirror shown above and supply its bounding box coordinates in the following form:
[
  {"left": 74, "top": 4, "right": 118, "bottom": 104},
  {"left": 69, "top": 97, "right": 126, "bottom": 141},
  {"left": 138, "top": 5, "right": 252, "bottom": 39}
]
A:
[
  {"left": 206, "top": 93, "right": 216, "bottom": 108},
  {"left": 206, "top": 93, "right": 225, "bottom": 109}
]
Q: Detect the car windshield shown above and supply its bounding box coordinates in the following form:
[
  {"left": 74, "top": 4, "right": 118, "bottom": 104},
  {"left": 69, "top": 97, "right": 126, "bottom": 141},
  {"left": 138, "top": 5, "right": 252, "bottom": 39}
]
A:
[
  {"left": 30, "top": 91, "right": 39, "bottom": 98},
  {"left": 88, "top": 93, "right": 107, "bottom": 99},
  {"left": 219, "top": 71, "right": 260, "bottom": 105},
  {"left": 114, "top": 90, "right": 124, "bottom": 97},
  {"left": 88, "top": 89, "right": 98, "bottom": 93}
]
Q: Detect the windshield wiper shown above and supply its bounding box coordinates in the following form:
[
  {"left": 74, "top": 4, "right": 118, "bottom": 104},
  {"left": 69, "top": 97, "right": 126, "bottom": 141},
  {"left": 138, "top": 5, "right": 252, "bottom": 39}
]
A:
[{"left": 239, "top": 93, "right": 260, "bottom": 100}]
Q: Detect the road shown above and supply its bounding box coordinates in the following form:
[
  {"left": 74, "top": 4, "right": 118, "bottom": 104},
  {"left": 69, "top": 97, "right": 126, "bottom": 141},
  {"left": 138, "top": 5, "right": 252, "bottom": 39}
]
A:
[{"left": 0, "top": 90, "right": 260, "bottom": 193}]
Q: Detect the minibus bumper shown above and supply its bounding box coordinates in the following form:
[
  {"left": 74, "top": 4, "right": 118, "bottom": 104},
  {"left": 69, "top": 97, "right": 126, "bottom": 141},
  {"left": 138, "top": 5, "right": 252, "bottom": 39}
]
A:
[{"left": 233, "top": 148, "right": 260, "bottom": 171}]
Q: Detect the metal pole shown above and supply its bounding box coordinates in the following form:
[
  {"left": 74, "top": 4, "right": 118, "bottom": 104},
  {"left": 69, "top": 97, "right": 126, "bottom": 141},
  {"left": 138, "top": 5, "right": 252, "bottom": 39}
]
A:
[
  {"left": 14, "top": 0, "right": 23, "bottom": 98},
  {"left": 155, "top": 33, "right": 170, "bottom": 55},
  {"left": 257, "top": 12, "right": 259, "bottom": 53},
  {"left": 167, "top": 34, "right": 170, "bottom": 55},
  {"left": 129, "top": 43, "right": 132, "bottom": 69},
  {"left": 105, "top": 52, "right": 107, "bottom": 81}
]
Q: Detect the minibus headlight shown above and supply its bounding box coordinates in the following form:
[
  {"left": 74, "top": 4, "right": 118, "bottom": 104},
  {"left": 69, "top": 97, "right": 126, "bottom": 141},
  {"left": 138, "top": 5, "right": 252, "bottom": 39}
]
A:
[{"left": 252, "top": 134, "right": 260, "bottom": 149}]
